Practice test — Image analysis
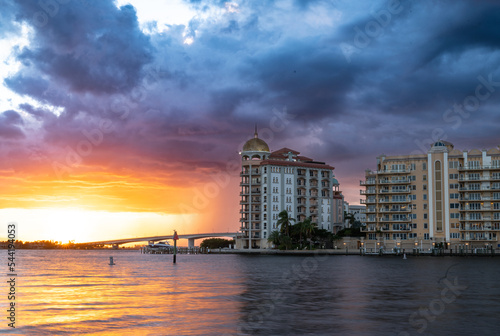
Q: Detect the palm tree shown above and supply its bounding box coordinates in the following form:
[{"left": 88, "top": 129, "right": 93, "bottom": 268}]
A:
[
  {"left": 301, "top": 217, "right": 316, "bottom": 241},
  {"left": 344, "top": 211, "right": 355, "bottom": 228},
  {"left": 268, "top": 230, "right": 281, "bottom": 248},
  {"left": 276, "top": 210, "right": 295, "bottom": 238}
]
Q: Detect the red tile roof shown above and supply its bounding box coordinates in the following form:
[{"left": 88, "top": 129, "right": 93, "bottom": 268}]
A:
[{"left": 260, "top": 159, "right": 335, "bottom": 170}]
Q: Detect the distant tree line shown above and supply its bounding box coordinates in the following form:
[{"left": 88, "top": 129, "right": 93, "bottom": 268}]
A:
[{"left": 0, "top": 240, "right": 65, "bottom": 249}]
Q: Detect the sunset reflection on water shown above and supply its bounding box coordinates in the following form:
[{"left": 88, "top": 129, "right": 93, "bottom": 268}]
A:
[
  {"left": 6, "top": 250, "right": 243, "bottom": 335},
  {"left": 2, "top": 251, "right": 500, "bottom": 335}
]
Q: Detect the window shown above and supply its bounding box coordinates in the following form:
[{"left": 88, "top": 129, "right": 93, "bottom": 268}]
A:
[
  {"left": 424, "top": 233, "right": 430, "bottom": 240},
  {"left": 423, "top": 184, "right": 427, "bottom": 190},
  {"left": 423, "top": 203, "right": 427, "bottom": 210},
  {"left": 450, "top": 193, "right": 459, "bottom": 199},
  {"left": 412, "top": 223, "right": 417, "bottom": 229},
  {"left": 410, "top": 163, "right": 416, "bottom": 171},
  {"left": 450, "top": 232, "right": 460, "bottom": 239},
  {"left": 469, "top": 213, "right": 482, "bottom": 220},
  {"left": 424, "top": 223, "right": 428, "bottom": 229},
  {"left": 423, "top": 194, "right": 427, "bottom": 200},
  {"left": 449, "top": 173, "right": 458, "bottom": 180},
  {"left": 469, "top": 193, "right": 481, "bottom": 200},
  {"left": 422, "top": 162, "right": 427, "bottom": 170},
  {"left": 391, "top": 164, "right": 406, "bottom": 172},
  {"left": 450, "top": 183, "right": 459, "bottom": 189},
  {"left": 423, "top": 174, "right": 427, "bottom": 181},
  {"left": 412, "top": 214, "right": 417, "bottom": 219},
  {"left": 450, "top": 203, "right": 460, "bottom": 209},
  {"left": 411, "top": 195, "right": 417, "bottom": 200},
  {"left": 449, "top": 161, "right": 460, "bottom": 169},
  {"left": 424, "top": 214, "right": 428, "bottom": 219},
  {"left": 392, "top": 233, "right": 408, "bottom": 240},
  {"left": 368, "top": 233, "right": 377, "bottom": 240},
  {"left": 468, "top": 173, "right": 480, "bottom": 181},
  {"left": 469, "top": 161, "right": 480, "bottom": 168}
]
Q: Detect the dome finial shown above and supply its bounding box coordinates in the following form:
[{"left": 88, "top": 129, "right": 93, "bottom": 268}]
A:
[{"left": 254, "top": 124, "right": 258, "bottom": 138}]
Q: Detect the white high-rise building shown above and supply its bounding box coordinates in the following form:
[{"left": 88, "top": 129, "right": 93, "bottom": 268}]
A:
[{"left": 236, "top": 129, "right": 344, "bottom": 249}]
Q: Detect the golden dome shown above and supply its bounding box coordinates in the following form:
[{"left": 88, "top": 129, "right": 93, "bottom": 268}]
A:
[{"left": 242, "top": 127, "right": 269, "bottom": 152}]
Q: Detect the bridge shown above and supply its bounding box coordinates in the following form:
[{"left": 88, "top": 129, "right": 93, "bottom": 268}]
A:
[{"left": 80, "top": 232, "right": 238, "bottom": 249}]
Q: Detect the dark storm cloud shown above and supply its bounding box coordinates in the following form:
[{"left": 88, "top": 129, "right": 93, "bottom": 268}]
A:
[
  {"left": 2, "top": 0, "right": 500, "bottom": 202},
  {"left": 9, "top": 0, "right": 153, "bottom": 94},
  {"left": 0, "top": 110, "right": 25, "bottom": 139}
]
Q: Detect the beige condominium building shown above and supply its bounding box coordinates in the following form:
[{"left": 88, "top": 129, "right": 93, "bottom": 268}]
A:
[
  {"left": 360, "top": 140, "right": 500, "bottom": 250},
  {"left": 236, "top": 129, "right": 344, "bottom": 249}
]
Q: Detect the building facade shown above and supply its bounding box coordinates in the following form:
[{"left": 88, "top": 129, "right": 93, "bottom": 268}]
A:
[
  {"left": 360, "top": 140, "right": 500, "bottom": 250},
  {"left": 236, "top": 130, "right": 344, "bottom": 249},
  {"left": 343, "top": 202, "right": 366, "bottom": 228}
]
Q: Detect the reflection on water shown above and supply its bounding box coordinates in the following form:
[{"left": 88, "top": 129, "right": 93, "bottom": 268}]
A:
[{"left": 1, "top": 251, "right": 499, "bottom": 335}]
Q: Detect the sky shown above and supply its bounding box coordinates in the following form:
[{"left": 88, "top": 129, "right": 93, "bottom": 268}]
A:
[{"left": 1, "top": 0, "right": 500, "bottom": 242}]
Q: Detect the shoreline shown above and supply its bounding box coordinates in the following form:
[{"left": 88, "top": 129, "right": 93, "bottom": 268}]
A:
[{"left": 208, "top": 248, "right": 498, "bottom": 257}]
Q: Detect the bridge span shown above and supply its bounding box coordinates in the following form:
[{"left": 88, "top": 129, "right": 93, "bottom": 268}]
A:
[{"left": 81, "top": 232, "right": 238, "bottom": 249}]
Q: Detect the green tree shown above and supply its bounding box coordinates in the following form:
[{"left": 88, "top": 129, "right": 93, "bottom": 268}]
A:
[
  {"left": 277, "top": 210, "right": 295, "bottom": 238},
  {"left": 267, "top": 230, "right": 281, "bottom": 247},
  {"left": 294, "top": 217, "right": 317, "bottom": 248},
  {"left": 344, "top": 211, "right": 355, "bottom": 228}
]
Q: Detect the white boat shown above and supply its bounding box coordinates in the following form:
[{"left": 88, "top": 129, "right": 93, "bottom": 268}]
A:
[{"left": 148, "top": 241, "right": 171, "bottom": 249}]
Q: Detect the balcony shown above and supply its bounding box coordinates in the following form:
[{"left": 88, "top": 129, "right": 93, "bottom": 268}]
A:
[
  {"left": 461, "top": 237, "right": 497, "bottom": 241},
  {"left": 378, "top": 198, "right": 409, "bottom": 203},
  {"left": 362, "top": 225, "right": 377, "bottom": 232},
  {"left": 360, "top": 180, "right": 377, "bottom": 186},
  {"left": 460, "top": 225, "right": 500, "bottom": 231},
  {"left": 379, "top": 189, "right": 411, "bottom": 194},
  {"left": 360, "top": 199, "right": 376, "bottom": 204},
  {"left": 459, "top": 186, "right": 490, "bottom": 191},
  {"left": 459, "top": 165, "right": 500, "bottom": 171},
  {"left": 459, "top": 176, "right": 500, "bottom": 181},
  {"left": 461, "top": 206, "right": 492, "bottom": 211},
  {"left": 460, "top": 196, "right": 492, "bottom": 201},
  {"left": 379, "top": 225, "right": 412, "bottom": 232},
  {"left": 460, "top": 216, "right": 491, "bottom": 221},
  {"left": 377, "top": 169, "right": 411, "bottom": 174},
  {"left": 360, "top": 189, "right": 377, "bottom": 195},
  {"left": 378, "top": 217, "right": 411, "bottom": 222},
  {"left": 240, "top": 169, "right": 260, "bottom": 175},
  {"left": 379, "top": 179, "right": 410, "bottom": 184},
  {"left": 378, "top": 208, "right": 411, "bottom": 213}
]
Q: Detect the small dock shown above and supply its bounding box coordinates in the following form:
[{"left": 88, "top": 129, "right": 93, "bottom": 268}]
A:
[{"left": 140, "top": 246, "right": 210, "bottom": 254}]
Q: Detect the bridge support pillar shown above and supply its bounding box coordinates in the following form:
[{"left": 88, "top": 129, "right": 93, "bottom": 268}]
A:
[
  {"left": 188, "top": 238, "right": 195, "bottom": 249},
  {"left": 112, "top": 244, "right": 119, "bottom": 249}
]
